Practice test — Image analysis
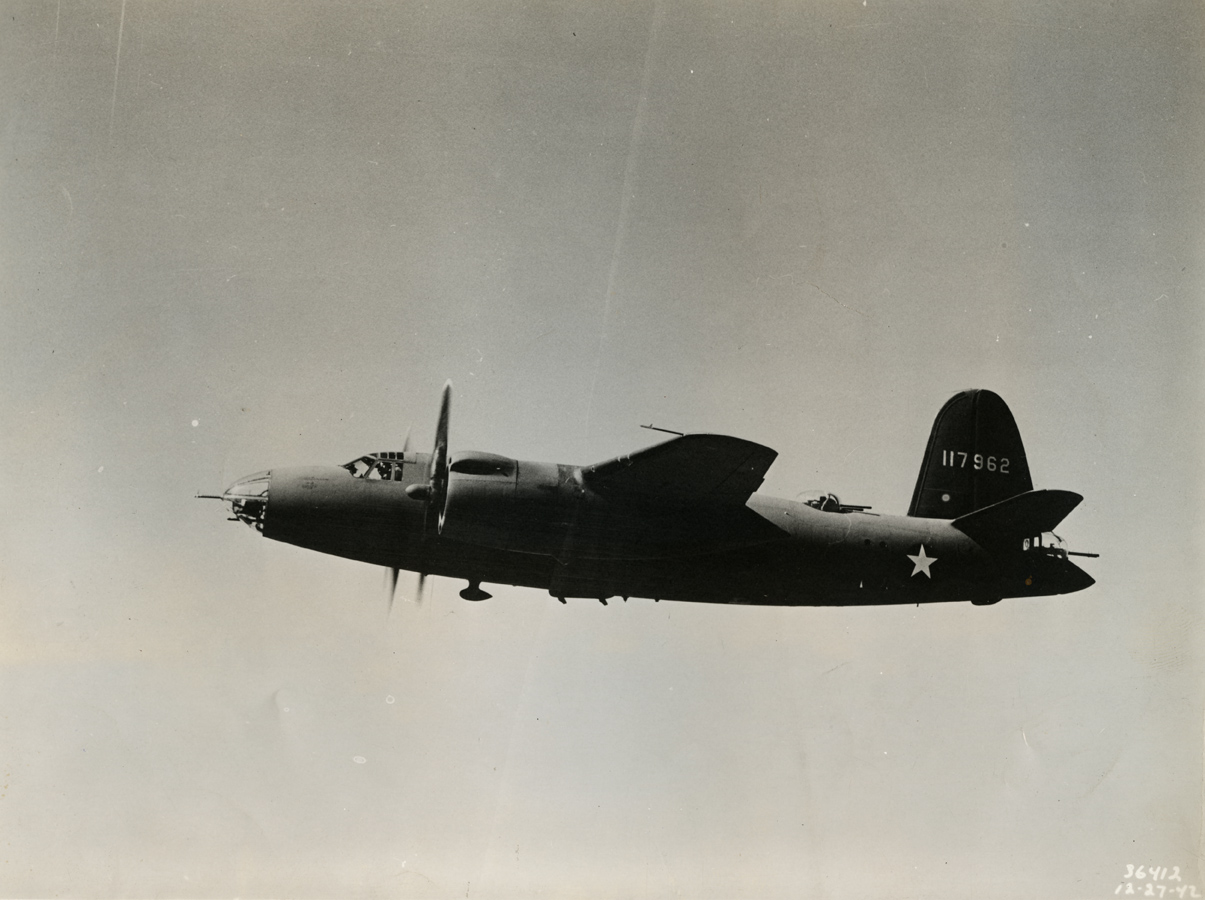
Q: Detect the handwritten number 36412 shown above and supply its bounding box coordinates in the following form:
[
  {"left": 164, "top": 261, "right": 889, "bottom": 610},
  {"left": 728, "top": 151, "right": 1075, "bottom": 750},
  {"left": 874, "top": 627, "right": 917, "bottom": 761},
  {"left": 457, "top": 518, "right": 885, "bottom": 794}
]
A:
[{"left": 1116, "top": 866, "right": 1199, "bottom": 898}]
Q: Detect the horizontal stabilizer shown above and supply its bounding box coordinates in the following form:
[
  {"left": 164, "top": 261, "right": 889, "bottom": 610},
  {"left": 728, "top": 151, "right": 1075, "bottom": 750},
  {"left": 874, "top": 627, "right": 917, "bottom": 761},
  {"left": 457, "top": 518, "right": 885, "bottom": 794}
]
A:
[
  {"left": 951, "top": 489, "right": 1083, "bottom": 551},
  {"left": 583, "top": 434, "right": 777, "bottom": 502}
]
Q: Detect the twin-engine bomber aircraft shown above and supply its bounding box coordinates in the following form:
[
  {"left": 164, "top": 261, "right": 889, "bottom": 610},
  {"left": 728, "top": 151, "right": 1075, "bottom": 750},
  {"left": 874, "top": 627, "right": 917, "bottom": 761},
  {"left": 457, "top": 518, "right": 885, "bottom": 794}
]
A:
[{"left": 201, "top": 387, "right": 1097, "bottom": 607}]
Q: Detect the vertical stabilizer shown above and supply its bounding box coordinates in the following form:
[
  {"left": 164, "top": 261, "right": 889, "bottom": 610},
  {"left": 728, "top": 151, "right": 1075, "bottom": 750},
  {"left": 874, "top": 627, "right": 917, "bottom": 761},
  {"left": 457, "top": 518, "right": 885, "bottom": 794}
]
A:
[{"left": 907, "top": 390, "right": 1033, "bottom": 518}]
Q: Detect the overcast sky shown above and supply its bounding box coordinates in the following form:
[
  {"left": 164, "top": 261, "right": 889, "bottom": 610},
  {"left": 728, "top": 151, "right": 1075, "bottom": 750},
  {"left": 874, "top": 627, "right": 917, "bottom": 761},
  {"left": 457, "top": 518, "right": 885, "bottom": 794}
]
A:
[{"left": 1, "top": 1, "right": 1202, "bottom": 897}]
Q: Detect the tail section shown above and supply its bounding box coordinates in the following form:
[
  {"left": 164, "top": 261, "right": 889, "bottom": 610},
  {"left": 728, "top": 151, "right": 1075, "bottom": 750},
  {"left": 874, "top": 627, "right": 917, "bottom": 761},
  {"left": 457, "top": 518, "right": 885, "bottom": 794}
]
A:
[
  {"left": 950, "top": 489, "right": 1082, "bottom": 552},
  {"left": 951, "top": 489, "right": 1096, "bottom": 597},
  {"left": 908, "top": 389, "right": 1033, "bottom": 518}
]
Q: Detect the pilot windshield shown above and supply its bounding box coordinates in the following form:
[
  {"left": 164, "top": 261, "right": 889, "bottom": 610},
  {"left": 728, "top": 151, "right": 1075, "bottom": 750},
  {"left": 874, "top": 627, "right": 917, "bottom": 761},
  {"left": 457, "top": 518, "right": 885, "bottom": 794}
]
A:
[
  {"left": 343, "top": 457, "right": 374, "bottom": 478},
  {"left": 343, "top": 455, "right": 406, "bottom": 480}
]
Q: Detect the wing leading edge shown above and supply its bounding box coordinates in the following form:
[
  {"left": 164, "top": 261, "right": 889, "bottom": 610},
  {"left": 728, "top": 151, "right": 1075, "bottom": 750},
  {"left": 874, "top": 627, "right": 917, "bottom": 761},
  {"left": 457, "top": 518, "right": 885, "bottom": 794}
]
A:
[{"left": 582, "top": 434, "right": 778, "bottom": 503}]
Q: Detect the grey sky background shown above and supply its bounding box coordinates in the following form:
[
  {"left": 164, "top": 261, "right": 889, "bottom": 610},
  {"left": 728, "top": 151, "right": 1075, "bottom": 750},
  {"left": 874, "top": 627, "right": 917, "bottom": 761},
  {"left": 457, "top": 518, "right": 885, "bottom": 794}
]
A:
[{"left": 1, "top": 1, "right": 1201, "bottom": 897}]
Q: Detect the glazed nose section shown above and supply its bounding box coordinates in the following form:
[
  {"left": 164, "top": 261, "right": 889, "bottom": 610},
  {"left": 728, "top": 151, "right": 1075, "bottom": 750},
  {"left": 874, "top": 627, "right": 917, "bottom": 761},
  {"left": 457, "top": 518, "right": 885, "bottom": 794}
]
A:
[{"left": 223, "top": 470, "right": 271, "bottom": 530}]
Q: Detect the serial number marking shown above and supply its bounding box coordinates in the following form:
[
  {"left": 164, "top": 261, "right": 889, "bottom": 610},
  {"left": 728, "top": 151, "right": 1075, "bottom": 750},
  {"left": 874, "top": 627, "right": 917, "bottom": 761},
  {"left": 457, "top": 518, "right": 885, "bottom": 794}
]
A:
[
  {"left": 1115, "top": 864, "right": 1197, "bottom": 898},
  {"left": 940, "top": 450, "right": 1010, "bottom": 473}
]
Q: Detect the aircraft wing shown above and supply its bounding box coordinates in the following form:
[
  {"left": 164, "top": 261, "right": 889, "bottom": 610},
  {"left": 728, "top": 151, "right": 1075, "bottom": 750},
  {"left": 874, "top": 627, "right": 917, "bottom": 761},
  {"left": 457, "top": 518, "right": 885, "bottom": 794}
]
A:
[{"left": 582, "top": 434, "right": 778, "bottom": 503}]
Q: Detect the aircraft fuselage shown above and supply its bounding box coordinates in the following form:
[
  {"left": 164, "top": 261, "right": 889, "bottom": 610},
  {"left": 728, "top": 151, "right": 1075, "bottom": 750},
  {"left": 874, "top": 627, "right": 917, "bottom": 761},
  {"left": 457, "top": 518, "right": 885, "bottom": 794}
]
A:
[
  {"left": 244, "top": 453, "right": 1090, "bottom": 606},
  {"left": 211, "top": 388, "right": 1095, "bottom": 607}
]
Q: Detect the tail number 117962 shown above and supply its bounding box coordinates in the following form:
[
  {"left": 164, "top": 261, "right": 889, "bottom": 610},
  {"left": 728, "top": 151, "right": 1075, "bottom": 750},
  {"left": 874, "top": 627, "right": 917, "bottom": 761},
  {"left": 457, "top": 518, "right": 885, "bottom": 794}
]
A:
[{"left": 942, "top": 450, "right": 1010, "bottom": 474}]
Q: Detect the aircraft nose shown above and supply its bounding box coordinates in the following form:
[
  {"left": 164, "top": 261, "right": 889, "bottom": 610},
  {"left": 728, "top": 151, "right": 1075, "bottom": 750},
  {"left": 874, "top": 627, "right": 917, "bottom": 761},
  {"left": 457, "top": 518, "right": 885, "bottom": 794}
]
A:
[{"left": 223, "top": 470, "right": 271, "bottom": 530}]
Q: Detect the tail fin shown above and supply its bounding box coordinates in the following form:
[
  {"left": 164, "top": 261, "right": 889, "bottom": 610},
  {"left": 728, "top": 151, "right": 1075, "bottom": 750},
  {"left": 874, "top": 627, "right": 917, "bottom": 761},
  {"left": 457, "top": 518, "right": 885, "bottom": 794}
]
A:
[{"left": 908, "top": 389, "right": 1033, "bottom": 518}]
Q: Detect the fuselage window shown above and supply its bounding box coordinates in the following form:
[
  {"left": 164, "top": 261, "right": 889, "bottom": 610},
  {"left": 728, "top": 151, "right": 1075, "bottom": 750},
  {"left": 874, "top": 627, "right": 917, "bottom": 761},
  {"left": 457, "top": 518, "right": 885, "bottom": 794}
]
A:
[{"left": 450, "top": 458, "right": 515, "bottom": 477}]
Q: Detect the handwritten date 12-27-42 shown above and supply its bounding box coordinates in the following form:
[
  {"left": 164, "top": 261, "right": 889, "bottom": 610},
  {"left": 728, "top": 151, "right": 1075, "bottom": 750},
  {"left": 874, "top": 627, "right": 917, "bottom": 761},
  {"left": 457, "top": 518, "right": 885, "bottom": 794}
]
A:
[{"left": 1116, "top": 865, "right": 1198, "bottom": 897}]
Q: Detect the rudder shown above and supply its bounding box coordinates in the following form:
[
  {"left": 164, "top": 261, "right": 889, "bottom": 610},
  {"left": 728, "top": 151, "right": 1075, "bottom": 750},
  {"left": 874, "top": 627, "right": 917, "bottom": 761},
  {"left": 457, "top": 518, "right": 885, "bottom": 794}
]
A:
[{"left": 907, "top": 389, "right": 1033, "bottom": 518}]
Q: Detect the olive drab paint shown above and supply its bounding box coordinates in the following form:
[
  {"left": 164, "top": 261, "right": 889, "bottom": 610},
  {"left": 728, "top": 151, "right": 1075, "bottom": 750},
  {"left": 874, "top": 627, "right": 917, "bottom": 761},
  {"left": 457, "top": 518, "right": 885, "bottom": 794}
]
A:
[{"left": 205, "top": 388, "right": 1096, "bottom": 608}]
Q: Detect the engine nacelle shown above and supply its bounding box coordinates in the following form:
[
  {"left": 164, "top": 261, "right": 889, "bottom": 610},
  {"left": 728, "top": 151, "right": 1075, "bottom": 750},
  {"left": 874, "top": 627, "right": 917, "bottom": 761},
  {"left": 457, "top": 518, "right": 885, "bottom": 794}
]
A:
[{"left": 439, "top": 451, "right": 578, "bottom": 554}]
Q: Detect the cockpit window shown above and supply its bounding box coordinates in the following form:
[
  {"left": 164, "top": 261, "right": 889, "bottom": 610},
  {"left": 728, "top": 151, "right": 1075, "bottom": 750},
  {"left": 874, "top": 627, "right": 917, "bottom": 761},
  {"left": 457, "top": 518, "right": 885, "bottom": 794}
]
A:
[
  {"left": 343, "top": 456, "right": 375, "bottom": 478},
  {"left": 343, "top": 454, "right": 407, "bottom": 480},
  {"left": 367, "top": 460, "right": 397, "bottom": 481}
]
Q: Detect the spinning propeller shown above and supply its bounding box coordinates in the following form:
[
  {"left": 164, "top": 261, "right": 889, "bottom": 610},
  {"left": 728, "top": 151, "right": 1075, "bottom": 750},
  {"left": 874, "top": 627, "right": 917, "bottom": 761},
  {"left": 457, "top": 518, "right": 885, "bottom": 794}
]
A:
[{"left": 387, "top": 381, "right": 453, "bottom": 612}]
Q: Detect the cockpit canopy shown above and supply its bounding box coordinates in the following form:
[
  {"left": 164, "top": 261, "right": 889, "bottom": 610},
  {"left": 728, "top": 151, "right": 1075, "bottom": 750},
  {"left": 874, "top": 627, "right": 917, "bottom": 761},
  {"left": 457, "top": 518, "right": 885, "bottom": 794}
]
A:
[
  {"left": 343, "top": 450, "right": 411, "bottom": 481},
  {"left": 341, "top": 450, "right": 520, "bottom": 483}
]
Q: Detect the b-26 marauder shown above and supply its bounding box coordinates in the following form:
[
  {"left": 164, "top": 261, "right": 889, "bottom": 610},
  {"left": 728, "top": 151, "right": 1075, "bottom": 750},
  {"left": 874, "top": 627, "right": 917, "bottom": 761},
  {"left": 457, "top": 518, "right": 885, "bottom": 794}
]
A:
[{"left": 201, "top": 387, "right": 1096, "bottom": 607}]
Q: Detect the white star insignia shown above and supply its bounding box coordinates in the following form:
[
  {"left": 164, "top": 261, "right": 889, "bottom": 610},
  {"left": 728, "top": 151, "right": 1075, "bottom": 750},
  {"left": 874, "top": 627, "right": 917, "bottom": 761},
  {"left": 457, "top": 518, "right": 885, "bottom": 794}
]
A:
[{"left": 907, "top": 544, "right": 937, "bottom": 578}]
